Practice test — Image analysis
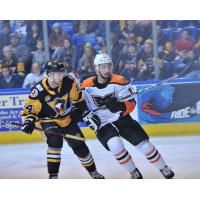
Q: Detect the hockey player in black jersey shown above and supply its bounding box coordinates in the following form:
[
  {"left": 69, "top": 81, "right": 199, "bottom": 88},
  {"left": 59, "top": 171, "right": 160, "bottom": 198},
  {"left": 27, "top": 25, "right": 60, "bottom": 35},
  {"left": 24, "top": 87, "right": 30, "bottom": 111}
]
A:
[
  {"left": 80, "top": 53, "right": 175, "bottom": 179},
  {"left": 21, "top": 60, "right": 104, "bottom": 179}
]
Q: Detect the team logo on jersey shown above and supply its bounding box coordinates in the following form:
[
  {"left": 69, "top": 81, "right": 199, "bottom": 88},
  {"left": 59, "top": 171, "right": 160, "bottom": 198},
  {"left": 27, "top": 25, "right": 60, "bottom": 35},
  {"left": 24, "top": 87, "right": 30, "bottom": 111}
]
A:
[
  {"left": 92, "top": 93, "right": 115, "bottom": 107},
  {"left": 47, "top": 94, "right": 69, "bottom": 116},
  {"left": 86, "top": 87, "right": 92, "bottom": 94},
  {"left": 30, "top": 89, "right": 38, "bottom": 98}
]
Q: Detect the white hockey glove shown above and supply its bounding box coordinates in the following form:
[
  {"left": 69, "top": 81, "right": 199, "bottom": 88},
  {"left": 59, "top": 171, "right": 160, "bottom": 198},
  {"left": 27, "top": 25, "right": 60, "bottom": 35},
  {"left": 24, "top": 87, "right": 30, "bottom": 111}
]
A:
[{"left": 82, "top": 111, "right": 101, "bottom": 132}]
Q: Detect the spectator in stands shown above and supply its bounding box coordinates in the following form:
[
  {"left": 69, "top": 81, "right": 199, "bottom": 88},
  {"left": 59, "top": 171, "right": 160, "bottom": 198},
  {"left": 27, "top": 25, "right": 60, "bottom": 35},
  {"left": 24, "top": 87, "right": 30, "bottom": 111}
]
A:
[
  {"left": 136, "top": 42, "right": 154, "bottom": 80},
  {"left": 9, "top": 33, "right": 31, "bottom": 66},
  {"left": 72, "top": 24, "right": 88, "bottom": 46},
  {"left": 121, "top": 44, "right": 137, "bottom": 62},
  {"left": 118, "top": 60, "right": 137, "bottom": 81},
  {"left": 49, "top": 22, "right": 68, "bottom": 53},
  {"left": 159, "top": 41, "right": 177, "bottom": 62},
  {"left": 175, "top": 30, "right": 195, "bottom": 60},
  {"left": 96, "top": 21, "right": 106, "bottom": 45},
  {"left": 155, "top": 25, "right": 169, "bottom": 52},
  {"left": 52, "top": 38, "right": 76, "bottom": 67},
  {"left": 136, "top": 42, "right": 154, "bottom": 67},
  {"left": 32, "top": 39, "right": 46, "bottom": 67},
  {"left": 1, "top": 45, "right": 25, "bottom": 76},
  {"left": 22, "top": 63, "right": 45, "bottom": 88},
  {"left": 183, "top": 41, "right": 200, "bottom": 79},
  {"left": 26, "top": 21, "right": 43, "bottom": 52},
  {"left": 78, "top": 43, "right": 95, "bottom": 82},
  {"left": 26, "top": 20, "right": 42, "bottom": 34},
  {"left": 122, "top": 20, "right": 137, "bottom": 44},
  {"left": 0, "top": 64, "right": 23, "bottom": 88},
  {"left": 87, "top": 20, "right": 98, "bottom": 33},
  {"left": 13, "top": 20, "right": 28, "bottom": 43},
  {"left": 136, "top": 21, "right": 152, "bottom": 43},
  {"left": 110, "top": 32, "right": 124, "bottom": 68},
  {"left": 0, "top": 23, "right": 11, "bottom": 52}
]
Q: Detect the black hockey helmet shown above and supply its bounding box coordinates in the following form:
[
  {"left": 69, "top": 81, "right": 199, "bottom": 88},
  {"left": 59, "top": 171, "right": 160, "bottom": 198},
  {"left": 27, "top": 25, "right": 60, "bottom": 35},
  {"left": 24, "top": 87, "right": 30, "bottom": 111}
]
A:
[{"left": 45, "top": 60, "right": 65, "bottom": 73}]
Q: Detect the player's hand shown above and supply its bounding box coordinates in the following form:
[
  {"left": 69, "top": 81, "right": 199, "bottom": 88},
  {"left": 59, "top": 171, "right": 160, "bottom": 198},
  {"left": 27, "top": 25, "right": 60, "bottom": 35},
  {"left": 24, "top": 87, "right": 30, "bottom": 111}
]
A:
[
  {"left": 82, "top": 111, "right": 101, "bottom": 132},
  {"left": 70, "top": 107, "right": 82, "bottom": 123},
  {"left": 104, "top": 96, "right": 126, "bottom": 113},
  {"left": 21, "top": 118, "right": 35, "bottom": 134}
]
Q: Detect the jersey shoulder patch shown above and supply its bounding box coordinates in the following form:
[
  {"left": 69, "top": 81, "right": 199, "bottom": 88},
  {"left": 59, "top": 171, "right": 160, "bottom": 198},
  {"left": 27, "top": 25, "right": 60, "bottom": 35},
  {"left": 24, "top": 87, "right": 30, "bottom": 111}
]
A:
[
  {"left": 80, "top": 77, "right": 94, "bottom": 90},
  {"left": 30, "top": 88, "right": 39, "bottom": 98},
  {"left": 35, "top": 84, "right": 44, "bottom": 92},
  {"left": 29, "top": 83, "right": 43, "bottom": 99},
  {"left": 110, "top": 74, "right": 129, "bottom": 85}
]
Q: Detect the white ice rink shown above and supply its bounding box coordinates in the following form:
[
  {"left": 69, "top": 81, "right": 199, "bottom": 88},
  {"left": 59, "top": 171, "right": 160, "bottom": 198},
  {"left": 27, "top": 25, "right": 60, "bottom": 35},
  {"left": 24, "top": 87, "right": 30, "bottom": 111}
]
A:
[{"left": 0, "top": 135, "right": 200, "bottom": 179}]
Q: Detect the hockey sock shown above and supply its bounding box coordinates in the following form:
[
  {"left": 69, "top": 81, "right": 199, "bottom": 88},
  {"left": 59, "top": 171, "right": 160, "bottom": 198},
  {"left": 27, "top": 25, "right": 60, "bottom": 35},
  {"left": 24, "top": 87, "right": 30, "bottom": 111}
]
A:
[
  {"left": 136, "top": 139, "right": 166, "bottom": 170},
  {"left": 72, "top": 143, "right": 96, "bottom": 173},
  {"left": 47, "top": 147, "right": 62, "bottom": 176},
  {"left": 107, "top": 136, "right": 136, "bottom": 173}
]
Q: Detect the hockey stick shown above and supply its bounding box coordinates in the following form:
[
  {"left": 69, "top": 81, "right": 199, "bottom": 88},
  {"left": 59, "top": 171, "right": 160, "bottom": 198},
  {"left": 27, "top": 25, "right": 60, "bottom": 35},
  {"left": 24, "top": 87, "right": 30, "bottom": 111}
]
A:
[
  {"left": 0, "top": 120, "right": 85, "bottom": 141},
  {"left": 134, "top": 75, "right": 178, "bottom": 94}
]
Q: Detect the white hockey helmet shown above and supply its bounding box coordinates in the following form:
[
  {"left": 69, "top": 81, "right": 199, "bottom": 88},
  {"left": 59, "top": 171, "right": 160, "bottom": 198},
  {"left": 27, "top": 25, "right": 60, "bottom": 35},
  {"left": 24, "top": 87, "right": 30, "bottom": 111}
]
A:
[{"left": 94, "top": 53, "right": 112, "bottom": 67}]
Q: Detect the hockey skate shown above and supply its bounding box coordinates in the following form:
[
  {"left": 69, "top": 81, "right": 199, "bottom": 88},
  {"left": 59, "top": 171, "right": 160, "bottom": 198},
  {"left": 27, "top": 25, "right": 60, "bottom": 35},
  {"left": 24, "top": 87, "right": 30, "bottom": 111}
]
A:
[
  {"left": 130, "top": 168, "right": 143, "bottom": 179},
  {"left": 89, "top": 170, "right": 105, "bottom": 179},
  {"left": 160, "top": 166, "right": 175, "bottom": 179},
  {"left": 49, "top": 174, "right": 58, "bottom": 179}
]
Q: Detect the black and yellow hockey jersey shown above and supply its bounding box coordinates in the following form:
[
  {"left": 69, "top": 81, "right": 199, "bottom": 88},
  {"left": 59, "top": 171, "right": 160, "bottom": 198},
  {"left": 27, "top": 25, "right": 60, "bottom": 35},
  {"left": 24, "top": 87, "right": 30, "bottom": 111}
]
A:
[{"left": 21, "top": 76, "right": 87, "bottom": 127}]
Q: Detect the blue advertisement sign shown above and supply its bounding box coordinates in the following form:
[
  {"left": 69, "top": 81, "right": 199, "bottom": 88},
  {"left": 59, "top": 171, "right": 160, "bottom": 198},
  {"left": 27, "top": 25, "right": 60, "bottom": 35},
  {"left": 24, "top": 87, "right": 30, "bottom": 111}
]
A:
[
  {"left": 0, "top": 88, "right": 30, "bottom": 132},
  {"left": 137, "top": 80, "right": 200, "bottom": 124}
]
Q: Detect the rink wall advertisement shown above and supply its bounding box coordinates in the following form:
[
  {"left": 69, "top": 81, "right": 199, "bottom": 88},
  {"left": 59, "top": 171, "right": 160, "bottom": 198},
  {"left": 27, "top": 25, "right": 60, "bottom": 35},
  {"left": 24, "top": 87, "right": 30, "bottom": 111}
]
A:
[
  {"left": 0, "top": 88, "right": 29, "bottom": 132},
  {"left": 0, "top": 79, "right": 200, "bottom": 143},
  {"left": 136, "top": 81, "right": 200, "bottom": 124}
]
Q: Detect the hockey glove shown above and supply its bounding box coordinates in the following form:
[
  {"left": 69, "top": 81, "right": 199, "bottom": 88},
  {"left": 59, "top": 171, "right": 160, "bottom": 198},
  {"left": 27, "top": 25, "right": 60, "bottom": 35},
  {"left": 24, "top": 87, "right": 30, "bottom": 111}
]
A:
[
  {"left": 21, "top": 118, "right": 35, "bottom": 134},
  {"left": 82, "top": 111, "right": 101, "bottom": 132},
  {"left": 104, "top": 96, "right": 126, "bottom": 113},
  {"left": 70, "top": 107, "right": 83, "bottom": 123}
]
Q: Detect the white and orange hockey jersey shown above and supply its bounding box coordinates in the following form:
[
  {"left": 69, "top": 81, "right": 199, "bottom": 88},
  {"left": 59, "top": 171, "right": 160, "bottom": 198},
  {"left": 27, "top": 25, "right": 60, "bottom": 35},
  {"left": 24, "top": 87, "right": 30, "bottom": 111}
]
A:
[{"left": 80, "top": 74, "right": 136, "bottom": 127}]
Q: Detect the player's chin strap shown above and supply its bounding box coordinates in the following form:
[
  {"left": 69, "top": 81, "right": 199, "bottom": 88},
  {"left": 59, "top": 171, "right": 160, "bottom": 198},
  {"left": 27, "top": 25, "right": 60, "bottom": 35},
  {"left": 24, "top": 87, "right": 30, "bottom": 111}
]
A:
[{"left": 52, "top": 72, "right": 59, "bottom": 87}]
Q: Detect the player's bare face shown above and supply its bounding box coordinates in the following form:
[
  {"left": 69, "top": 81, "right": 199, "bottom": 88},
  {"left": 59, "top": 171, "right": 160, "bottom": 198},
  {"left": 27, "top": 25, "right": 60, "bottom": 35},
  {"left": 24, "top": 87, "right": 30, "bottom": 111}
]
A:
[
  {"left": 49, "top": 72, "right": 65, "bottom": 87},
  {"left": 98, "top": 64, "right": 112, "bottom": 81}
]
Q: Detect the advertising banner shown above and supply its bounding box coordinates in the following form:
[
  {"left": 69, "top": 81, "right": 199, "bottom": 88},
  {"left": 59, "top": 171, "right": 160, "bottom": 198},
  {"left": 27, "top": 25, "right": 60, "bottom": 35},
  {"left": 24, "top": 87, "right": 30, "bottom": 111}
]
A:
[{"left": 137, "top": 81, "right": 200, "bottom": 124}]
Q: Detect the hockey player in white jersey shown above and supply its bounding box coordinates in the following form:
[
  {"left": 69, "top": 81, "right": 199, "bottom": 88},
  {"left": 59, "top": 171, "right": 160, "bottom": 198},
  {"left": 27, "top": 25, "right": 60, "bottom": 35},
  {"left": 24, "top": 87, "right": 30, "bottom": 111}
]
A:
[{"left": 80, "top": 53, "right": 175, "bottom": 179}]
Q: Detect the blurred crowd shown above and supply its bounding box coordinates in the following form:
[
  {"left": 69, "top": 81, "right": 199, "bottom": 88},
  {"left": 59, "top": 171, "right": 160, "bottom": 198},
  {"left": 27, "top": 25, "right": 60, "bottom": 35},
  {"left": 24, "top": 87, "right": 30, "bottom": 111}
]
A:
[{"left": 0, "top": 20, "right": 200, "bottom": 89}]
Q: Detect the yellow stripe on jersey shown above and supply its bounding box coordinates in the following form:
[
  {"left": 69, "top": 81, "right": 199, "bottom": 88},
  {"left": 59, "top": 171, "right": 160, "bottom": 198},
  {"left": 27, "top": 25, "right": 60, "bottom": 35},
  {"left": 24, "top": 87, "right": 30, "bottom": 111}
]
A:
[
  {"left": 42, "top": 77, "right": 56, "bottom": 95},
  {"left": 70, "top": 81, "right": 83, "bottom": 103}
]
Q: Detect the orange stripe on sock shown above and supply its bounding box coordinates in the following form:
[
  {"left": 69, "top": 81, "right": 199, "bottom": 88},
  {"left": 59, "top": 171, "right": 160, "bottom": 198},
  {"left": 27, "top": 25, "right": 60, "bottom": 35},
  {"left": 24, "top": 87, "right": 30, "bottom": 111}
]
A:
[
  {"left": 119, "top": 155, "right": 131, "bottom": 165},
  {"left": 114, "top": 148, "right": 126, "bottom": 157},
  {"left": 146, "top": 147, "right": 156, "bottom": 157},
  {"left": 150, "top": 154, "right": 161, "bottom": 164}
]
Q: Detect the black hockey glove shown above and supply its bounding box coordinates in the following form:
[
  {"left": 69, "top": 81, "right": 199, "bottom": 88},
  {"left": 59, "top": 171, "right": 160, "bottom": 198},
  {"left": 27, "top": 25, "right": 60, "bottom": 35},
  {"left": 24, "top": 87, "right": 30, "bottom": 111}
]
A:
[
  {"left": 21, "top": 118, "right": 35, "bottom": 134},
  {"left": 82, "top": 111, "right": 101, "bottom": 132},
  {"left": 70, "top": 107, "right": 83, "bottom": 123},
  {"left": 104, "top": 96, "right": 126, "bottom": 113}
]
